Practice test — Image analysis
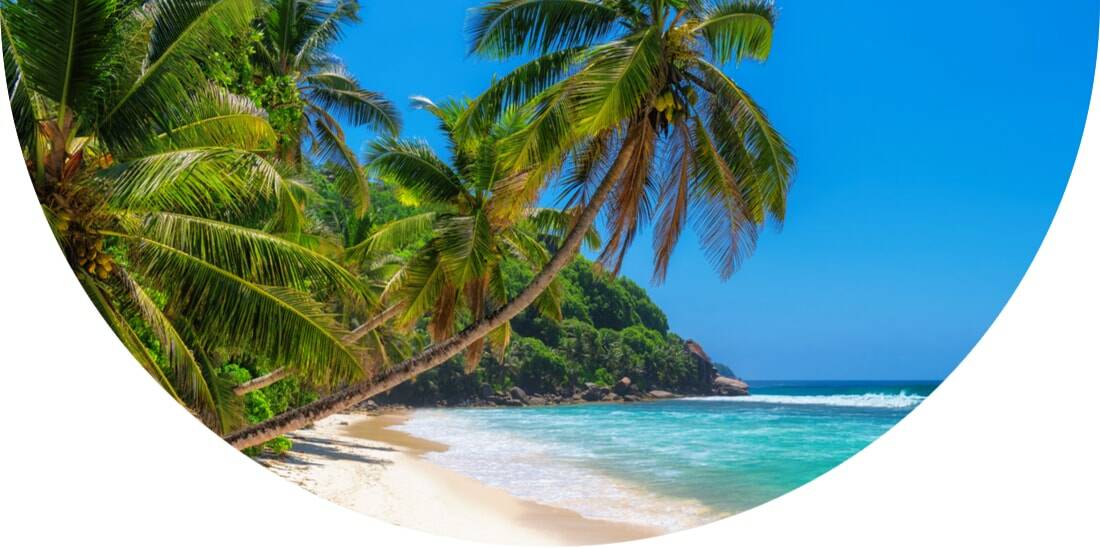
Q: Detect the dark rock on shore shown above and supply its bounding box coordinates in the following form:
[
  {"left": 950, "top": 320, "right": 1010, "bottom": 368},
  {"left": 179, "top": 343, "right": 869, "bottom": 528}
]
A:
[
  {"left": 509, "top": 386, "right": 529, "bottom": 404},
  {"left": 613, "top": 377, "right": 632, "bottom": 396},
  {"left": 648, "top": 390, "right": 677, "bottom": 399}
]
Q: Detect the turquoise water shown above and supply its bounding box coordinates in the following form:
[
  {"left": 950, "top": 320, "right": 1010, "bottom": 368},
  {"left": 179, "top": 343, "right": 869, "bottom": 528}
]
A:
[{"left": 395, "top": 381, "right": 938, "bottom": 531}]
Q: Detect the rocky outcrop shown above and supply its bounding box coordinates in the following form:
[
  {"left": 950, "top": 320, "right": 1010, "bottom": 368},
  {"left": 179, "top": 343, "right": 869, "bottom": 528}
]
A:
[
  {"left": 612, "top": 377, "right": 632, "bottom": 396},
  {"left": 648, "top": 390, "right": 677, "bottom": 399},
  {"left": 713, "top": 376, "right": 749, "bottom": 396}
]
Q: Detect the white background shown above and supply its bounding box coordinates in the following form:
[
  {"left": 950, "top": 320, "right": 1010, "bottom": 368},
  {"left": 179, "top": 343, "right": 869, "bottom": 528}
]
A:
[{"left": 1, "top": 27, "right": 1096, "bottom": 548}]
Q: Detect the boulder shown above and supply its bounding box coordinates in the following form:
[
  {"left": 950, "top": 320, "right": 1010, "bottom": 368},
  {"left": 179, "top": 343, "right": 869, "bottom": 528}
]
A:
[
  {"left": 509, "top": 386, "right": 529, "bottom": 403},
  {"left": 623, "top": 394, "right": 641, "bottom": 402},
  {"left": 581, "top": 387, "right": 604, "bottom": 402},
  {"left": 648, "top": 390, "right": 678, "bottom": 399},
  {"left": 603, "top": 392, "right": 622, "bottom": 402},
  {"left": 501, "top": 398, "right": 525, "bottom": 407},
  {"left": 612, "top": 377, "right": 632, "bottom": 396},
  {"left": 528, "top": 396, "right": 547, "bottom": 406},
  {"left": 713, "top": 376, "right": 749, "bottom": 396}
]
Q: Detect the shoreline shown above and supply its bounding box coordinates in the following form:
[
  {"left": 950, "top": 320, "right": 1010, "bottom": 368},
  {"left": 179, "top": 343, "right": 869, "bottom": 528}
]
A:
[{"left": 260, "top": 412, "right": 663, "bottom": 545}]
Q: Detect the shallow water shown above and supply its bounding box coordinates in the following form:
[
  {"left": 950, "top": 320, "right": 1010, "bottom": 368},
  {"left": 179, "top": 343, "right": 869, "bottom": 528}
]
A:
[{"left": 394, "top": 380, "right": 938, "bottom": 531}]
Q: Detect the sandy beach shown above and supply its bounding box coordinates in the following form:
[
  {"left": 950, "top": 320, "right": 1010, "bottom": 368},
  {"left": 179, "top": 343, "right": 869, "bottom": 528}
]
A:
[{"left": 259, "top": 412, "right": 663, "bottom": 546}]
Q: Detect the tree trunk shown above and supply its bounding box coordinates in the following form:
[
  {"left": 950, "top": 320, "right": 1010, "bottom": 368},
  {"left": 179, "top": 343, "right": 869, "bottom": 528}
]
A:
[
  {"left": 231, "top": 305, "right": 401, "bottom": 396},
  {"left": 224, "top": 129, "right": 641, "bottom": 450},
  {"left": 232, "top": 368, "right": 290, "bottom": 396}
]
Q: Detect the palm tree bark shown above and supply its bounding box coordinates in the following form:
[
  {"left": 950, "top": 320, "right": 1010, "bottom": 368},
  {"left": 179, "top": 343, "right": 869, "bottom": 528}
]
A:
[
  {"left": 232, "top": 368, "right": 290, "bottom": 396},
  {"left": 230, "top": 305, "right": 402, "bottom": 396},
  {"left": 224, "top": 129, "right": 641, "bottom": 450}
]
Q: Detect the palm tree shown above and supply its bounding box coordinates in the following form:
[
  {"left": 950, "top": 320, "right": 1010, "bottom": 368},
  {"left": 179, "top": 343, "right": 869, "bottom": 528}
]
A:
[
  {"left": 254, "top": 0, "right": 400, "bottom": 212},
  {"left": 2, "top": 0, "right": 372, "bottom": 432},
  {"left": 226, "top": 0, "right": 794, "bottom": 450},
  {"left": 358, "top": 96, "right": 599, "bottom": 372}
]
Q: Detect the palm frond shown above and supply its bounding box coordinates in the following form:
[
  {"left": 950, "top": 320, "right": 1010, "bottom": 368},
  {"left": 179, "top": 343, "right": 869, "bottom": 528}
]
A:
[
  {"left": 100, "top": 0, "right": 260, "bottom": 150},
  {"left": 100, "top": 147, "right": 283, "bottom": 217},
  {"left": 305, "top": 66, "right": 400, "bottom": 135},
  {"left": 436, "top": 211, "right": 493, "bottom": 285},
  {"left": 78, "top": 269, "right": 183, "bottom": 399},
  {"left": 696, "top": 58, "right": 793, "bottom": 223},
  {"left": 468, "top": 0, "right": 618, "bottom": 59},
  {"left": 125, "top": 234, "right": 364, "bottom": 386},
  {"left": 364, "top": 137, "right": 468, "bottom": 205},
  {"left": 137, "top": 212, "right": 369, "bottom": 301},
  {"left": 572, "top": 28, "right": 662, "bottom": 132},
  {"left": 309, "top": 105, "right": 371, "bottom": 213},
  {"left": 692, "top": 0, "right": 775, "bottom": 65},
  {"left": 348, "top": 212, "right": 436, "bottom": 257},
  {"left": 1, "top": 0, "right": 115, "bottom": 119},
  {"left": 114, "top": 267, "right": 219, "bottom": 427}
]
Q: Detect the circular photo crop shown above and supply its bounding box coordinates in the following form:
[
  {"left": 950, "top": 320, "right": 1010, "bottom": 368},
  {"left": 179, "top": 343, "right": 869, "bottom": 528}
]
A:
[{"left": 4, "top": 0, "right": 1095, "bottom": 544}]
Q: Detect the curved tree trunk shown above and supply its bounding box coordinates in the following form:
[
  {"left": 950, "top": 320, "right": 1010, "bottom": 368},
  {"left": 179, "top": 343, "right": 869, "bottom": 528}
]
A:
[
  {"left": 231, "top": 305, "right": 402, "bottom": 396},
  {"left": 224, "top": 130, "right": 640, "bottom": 450}
]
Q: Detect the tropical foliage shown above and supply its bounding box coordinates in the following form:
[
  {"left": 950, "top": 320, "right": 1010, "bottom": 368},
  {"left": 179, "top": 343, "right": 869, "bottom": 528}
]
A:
[
  {"left": 360, "top": 96, "right": 600, "bottom": 372},
  {"left": 1, "top": 0, "right": 377, "bottom": 436},
  {"left": 4, "top": 0, "right": 795, "bottom": 452}
]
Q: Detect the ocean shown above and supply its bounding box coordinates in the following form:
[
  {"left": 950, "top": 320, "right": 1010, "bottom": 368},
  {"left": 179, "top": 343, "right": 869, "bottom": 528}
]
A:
[{"left": 393, "top": 380, "right": 938, "bottom": 532}]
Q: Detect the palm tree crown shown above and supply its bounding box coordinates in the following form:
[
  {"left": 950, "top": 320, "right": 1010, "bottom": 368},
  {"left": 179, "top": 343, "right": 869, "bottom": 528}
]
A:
[
  {"left": 256, "top": 0, "right": 400, "bottom": 212},
  {"left": 464, "top": 0, "right": 794, "bottom": 282},
  {"left": 361, "top": 97, "right": 600, "bottom": 371}
]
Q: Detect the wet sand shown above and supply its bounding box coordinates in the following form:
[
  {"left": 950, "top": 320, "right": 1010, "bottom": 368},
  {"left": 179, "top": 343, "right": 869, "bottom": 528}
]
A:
[{"left": 262, "top": 412, "right": 662, "bottom": 546}]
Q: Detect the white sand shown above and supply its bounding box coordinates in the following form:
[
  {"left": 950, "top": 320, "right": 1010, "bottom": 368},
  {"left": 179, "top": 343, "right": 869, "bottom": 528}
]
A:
[{"left": 259, "top": 413, "right": 661, "bottom": 546}]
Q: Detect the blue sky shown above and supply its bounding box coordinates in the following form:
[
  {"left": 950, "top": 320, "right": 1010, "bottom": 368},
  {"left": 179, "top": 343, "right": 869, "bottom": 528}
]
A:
[{"left": 334, "top": 1, "right": 1098, "bottom": 380}]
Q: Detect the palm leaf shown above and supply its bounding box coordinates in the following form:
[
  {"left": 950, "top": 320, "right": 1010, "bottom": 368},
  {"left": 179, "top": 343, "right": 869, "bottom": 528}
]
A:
[
  {"left": 100, "top": 0, "right": 260, "bottom": 150},
  {"left": 305, "top": 66, "right": 400, "bottom": 135},
  {"left": 364, "top": 137, "right": 468, "bottom": 205},
  {"left": 137, "top": 212, "right": 370, "bottom": 301},
  {"left": 114, "top": 268, "right": 219, "bottom": 427},
  {"left": 468, "top": 0, "right": 618, "bottom": 59},
  {"left": 100, "top": 147, "right": 283, "bottom": 217},
  {"left": 692, "top": 0, "right": 775, "bottom": 65},
  {"left": 1, "top": 0, "right": 115, "bottom": 119},
  {"left": 125, "top": 234, "right": 364, "bottom": 386}
]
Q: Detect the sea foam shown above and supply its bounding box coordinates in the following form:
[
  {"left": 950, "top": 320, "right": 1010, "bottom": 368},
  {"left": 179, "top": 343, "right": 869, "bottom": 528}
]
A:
[
  {"left": 395, "top": 409, "right": 721, "bottom": 531},
  {"left": 681, "top": 392, "right": 926, "bottom": 409}
]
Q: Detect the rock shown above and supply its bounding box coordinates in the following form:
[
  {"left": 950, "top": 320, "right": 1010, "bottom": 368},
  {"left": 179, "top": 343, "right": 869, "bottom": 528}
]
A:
[
  {"left": 479, "top": 384, "right": 494, "bottom": 399},
  {"left": 528, "top": 396, "right": 547, "bottom": 406},
  {"left": 713, "top": 376, "right": 749, "bottom": 396},
  {"left": 487, "top": 395, "right": 510, "bottom": 405},
  {"left": 613, "top": 377, "right": 632, "bottom": 396},
  {"left": 623, "top": 394, "right": 641, "bottom": 402},
  {"left": 648, "top": 390, "right": 677, "bottom": 399},
  {"left": 501, "top": 398, "right": 525, "bottom": 407},
  {"left": 628, "top": 384, "right": 642, "bottom": 395},
  {"left": 509, "top": 386, "right": 529, "bottom": 403},
  {"left": 603, "top": 392, "right": 622, "bottom": 402},
  {"left": 362, "top": 400, "right": 379, "bottom": 412},
  {"left": 581, "top": 387, "right": 604, "bottom": 402}
]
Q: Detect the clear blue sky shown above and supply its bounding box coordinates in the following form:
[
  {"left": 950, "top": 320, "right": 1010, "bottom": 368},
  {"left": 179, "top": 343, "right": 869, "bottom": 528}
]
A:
[{"left": 333, "top": 1, "right": 1098, "bottom": 381}]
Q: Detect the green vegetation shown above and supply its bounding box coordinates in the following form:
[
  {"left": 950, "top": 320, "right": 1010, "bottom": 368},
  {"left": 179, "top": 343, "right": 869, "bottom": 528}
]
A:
[
  {"left": 4, "top": 0, "right": 793, "bottom": 451},
  {"left": 391, "top": 255, "right": 724, "bottom": 404}
]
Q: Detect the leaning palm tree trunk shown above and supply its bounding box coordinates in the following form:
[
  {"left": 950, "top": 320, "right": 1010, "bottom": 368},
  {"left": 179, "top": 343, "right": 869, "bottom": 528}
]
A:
[
  {"left": 231, "top": 304, "right": 402, "bottom": 396},
  {"left": 224, "top": 131, "right": 641, "bottom": 450}
]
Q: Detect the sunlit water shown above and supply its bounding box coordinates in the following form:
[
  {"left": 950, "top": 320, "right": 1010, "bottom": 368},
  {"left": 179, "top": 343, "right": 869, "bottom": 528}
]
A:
[{"left": 394, "top": 381, "right": 938, "bottom": 531}]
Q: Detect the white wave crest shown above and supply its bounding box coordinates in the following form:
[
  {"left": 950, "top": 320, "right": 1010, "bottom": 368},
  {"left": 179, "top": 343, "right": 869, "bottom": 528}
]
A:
[{"left": 682, "top": 392, "right": 926, "bottom": 409}]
